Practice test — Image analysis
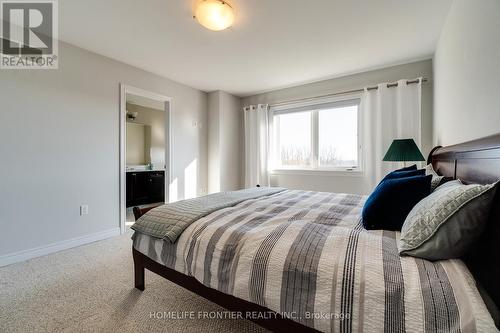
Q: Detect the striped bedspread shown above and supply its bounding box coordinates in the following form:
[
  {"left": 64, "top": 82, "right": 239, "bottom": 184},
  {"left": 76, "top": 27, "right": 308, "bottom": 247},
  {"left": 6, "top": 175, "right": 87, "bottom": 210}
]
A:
[
  {"left": 133, "top": 190, "right": 496, "bottom": 332},
  {"left": 131, "top": 186, "right": 286, "bottom": 243}
]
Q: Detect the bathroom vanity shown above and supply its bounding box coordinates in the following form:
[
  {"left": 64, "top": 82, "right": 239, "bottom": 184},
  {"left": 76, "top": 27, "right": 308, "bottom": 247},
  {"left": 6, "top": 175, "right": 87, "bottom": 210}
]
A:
[{"left": 126, "top": 170, "right": 165, "bottom": 207}]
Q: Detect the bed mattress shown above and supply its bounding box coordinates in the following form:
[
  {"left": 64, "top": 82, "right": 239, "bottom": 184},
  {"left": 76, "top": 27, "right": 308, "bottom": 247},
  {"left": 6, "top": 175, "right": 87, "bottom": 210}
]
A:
[{"left": 133, "top": 189, "right": 497, "bottom": 332}]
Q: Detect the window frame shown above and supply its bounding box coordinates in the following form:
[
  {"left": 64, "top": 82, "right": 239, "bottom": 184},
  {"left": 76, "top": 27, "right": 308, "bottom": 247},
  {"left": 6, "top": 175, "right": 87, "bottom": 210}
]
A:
[{"left": 270, "top": 94, "right": 363, "bottom": 174}]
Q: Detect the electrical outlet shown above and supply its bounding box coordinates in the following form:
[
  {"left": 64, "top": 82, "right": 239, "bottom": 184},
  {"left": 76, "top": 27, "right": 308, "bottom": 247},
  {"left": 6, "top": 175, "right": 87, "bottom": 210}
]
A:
[{"left": 80, "top": 205, "right": 89, "bottom": 216}]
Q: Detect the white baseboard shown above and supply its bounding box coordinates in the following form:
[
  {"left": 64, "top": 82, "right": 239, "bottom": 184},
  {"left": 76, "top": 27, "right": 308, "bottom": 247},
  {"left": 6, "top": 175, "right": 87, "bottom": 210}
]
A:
[{"left": 0, "top": 227, "right": 121, "bottom": 267}]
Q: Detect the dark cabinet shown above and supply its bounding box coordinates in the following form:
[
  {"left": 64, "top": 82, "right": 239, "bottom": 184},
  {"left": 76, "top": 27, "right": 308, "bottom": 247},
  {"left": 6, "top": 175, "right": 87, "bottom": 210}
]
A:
[
  {"left": 148, "top": 172, "right": 165, "bottom": 203},
  {"left": 126, "top": 171, "right": 165, "bottom": 207}
]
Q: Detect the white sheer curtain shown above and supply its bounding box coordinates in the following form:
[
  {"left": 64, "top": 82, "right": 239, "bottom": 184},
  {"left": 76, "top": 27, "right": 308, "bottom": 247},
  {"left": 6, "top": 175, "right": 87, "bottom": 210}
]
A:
[
  {"left": 244, "top": 104, "right": 271, "bottom": 188},
  {"left": 361, "top": 78, "right": 422, "bottom": 190}
]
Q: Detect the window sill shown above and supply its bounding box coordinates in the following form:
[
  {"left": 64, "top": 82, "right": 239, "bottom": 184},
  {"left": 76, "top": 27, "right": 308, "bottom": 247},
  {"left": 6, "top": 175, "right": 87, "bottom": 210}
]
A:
[{"left": 270, "top": 169, "right": 364, "bottom": 177}]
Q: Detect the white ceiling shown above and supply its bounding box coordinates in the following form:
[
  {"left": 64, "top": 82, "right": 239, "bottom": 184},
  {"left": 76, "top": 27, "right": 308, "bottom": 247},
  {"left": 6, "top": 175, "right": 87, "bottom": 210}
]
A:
[{"left": 59, "top": 0, "right": 452, "bottom": 97}]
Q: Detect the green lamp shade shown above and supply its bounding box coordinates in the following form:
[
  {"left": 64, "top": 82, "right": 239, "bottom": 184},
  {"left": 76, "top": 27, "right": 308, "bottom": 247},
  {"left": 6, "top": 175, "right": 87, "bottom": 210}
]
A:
[{"left": 383, "top": 139, "right": 425, "bottom": 162}]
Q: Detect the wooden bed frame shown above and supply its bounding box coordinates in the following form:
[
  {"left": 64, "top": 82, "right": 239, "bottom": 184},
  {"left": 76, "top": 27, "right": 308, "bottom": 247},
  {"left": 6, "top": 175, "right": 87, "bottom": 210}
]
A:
[
  {"left": 133, "top": 133, "right": 500, "bottom": 332},
  {"left": 429, "top": 134, "right": 500, "bottom": 325},
  {"left": 133, "top": 207, "right": 319, "bottom": 332},
  {"left": 132, "top": 248, "right": 318, "bottom": 332}
]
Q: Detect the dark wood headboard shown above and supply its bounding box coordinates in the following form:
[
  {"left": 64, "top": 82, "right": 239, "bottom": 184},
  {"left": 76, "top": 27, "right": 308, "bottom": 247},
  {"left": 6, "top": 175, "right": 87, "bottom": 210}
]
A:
[
  {"left": 428, "top": 133, "right": 500, "bottom": 184},
  {"left": 428, "top": 133, "right": 500, "bottom": 326}
]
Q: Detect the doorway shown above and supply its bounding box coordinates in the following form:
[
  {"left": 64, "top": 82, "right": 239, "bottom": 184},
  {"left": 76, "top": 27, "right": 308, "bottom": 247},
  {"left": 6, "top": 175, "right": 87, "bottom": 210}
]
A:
[{"left": 119, "top": 84, "right": 171, "bottom": 233}]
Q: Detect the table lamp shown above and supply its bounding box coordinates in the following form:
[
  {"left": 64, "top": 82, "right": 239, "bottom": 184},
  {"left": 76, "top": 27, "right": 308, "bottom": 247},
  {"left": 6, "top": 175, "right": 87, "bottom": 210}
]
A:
[{"left": 383, "top": 139, "right": 425, "bottom": 167}]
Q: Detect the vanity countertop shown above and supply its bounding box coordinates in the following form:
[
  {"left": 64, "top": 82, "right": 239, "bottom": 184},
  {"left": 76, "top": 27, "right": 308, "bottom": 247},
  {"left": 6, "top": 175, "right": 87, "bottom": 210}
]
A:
[{"left": 126, "top": 168, "right": 165, "bottom": 173}]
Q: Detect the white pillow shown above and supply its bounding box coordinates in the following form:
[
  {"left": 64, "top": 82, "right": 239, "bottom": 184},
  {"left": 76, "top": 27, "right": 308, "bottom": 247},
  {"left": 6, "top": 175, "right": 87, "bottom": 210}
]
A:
[{"left": 424, "top": 164, "right": 444, "bottom": 191}]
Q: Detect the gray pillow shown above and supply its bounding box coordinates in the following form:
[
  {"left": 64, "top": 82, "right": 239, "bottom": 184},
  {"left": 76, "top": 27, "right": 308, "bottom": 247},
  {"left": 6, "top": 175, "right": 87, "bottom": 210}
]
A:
[{"left": 398, "top": 180, "right": 498, "bottom": 260}]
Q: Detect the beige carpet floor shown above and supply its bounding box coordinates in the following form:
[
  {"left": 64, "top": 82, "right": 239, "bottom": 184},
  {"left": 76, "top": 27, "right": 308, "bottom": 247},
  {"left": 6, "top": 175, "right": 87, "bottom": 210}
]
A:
[{"left": 0, "top": 232, "right": 267, "bottom": 333}]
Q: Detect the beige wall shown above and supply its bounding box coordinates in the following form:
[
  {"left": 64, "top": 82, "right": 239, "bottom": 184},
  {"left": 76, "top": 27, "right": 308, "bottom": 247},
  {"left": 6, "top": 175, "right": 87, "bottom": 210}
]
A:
[
  {"left": 208, "top": 92, "right": 221, "bottom": 193},
  {"left": 207, "top": 91, "right": 243, "bottom": 193},
  {"left": 433, "top": 0, "right": 500, "bottom": 146},
  {"left": 126, "top": 122, "right": 147, "bottom": 165},
  {"left": 242, "top": 60, "right": 433, "bottom": 194},
  {"left": 0, "top": 41, "right": 208, "bottom": 257},
  {"left": 126, "top": 103, "right": 166, "bottom": 166},
  {"left": 219, "top": 91, "right": 243, "bottom": 191}
]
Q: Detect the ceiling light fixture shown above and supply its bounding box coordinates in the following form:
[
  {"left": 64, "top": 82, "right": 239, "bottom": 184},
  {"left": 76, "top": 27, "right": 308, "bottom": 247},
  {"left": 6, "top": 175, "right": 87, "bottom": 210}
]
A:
[
  {"left": 194, "top": 0, "right": 234, "bottom": 31},
  {"left": 127, "top": 111, "right": 138, "bottom": 120}
]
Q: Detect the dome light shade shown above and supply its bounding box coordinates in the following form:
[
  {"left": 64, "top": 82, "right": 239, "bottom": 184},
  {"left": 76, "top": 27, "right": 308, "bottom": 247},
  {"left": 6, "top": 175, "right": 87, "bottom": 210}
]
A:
[{"left": 195, "top": 0, "right": 234, "bottom": 31}]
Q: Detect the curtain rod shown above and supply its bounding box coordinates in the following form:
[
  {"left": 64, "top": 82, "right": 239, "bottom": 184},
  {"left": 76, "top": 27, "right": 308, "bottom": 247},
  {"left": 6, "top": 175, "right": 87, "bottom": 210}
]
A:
[{"left": 269, "top": 78, "right": 428, "bottom": 108}]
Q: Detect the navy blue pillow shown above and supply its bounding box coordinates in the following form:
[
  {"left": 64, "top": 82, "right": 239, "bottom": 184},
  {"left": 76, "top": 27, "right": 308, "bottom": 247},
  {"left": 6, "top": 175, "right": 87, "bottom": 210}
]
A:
[
  {"left": 384, "top": 168, "right": 425, "bottom": 180},
  {"left": 374, "top": 168, "right": 425, "bottom": 189},
  {"left": 395, "top": 165, "right": 417, "bottom": 172},
  {"left": 362, "top": 175, "right": 432, "bottom": 231}
]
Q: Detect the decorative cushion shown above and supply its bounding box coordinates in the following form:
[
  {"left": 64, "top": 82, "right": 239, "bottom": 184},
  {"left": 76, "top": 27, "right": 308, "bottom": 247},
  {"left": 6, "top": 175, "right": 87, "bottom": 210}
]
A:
[
  {"left": 396, "top": 164, "right": 417, "bottom": 172},
  {"left": 399, "top": 180, "right": 498, "bottom": 260},
  {"left": 384, "top": 168, "right": 425, "bottom": 181},
  {"left": 374, "top": 167, "right": 424, "bottom": 190},
  {"left": 424, "top": 164, "right": 444, "bottom": 191},
  {"left": 362, "top": 175, "right": 432, "bottom": 231}
]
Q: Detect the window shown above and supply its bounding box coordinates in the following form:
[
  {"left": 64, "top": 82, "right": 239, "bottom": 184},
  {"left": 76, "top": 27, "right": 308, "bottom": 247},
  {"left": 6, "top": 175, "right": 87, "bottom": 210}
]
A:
[
  {"left": 272, "top": 98, "right": 361, "bottom": 171},
  {"left": 274, "top": 111, "right": 312, "bottom": 167}
]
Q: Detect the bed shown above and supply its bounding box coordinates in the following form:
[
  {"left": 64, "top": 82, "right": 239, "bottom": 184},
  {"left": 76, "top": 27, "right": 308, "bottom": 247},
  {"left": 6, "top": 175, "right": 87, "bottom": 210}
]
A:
[{"left": 131, "top": 134, "right": 500, "bottom": 332}]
